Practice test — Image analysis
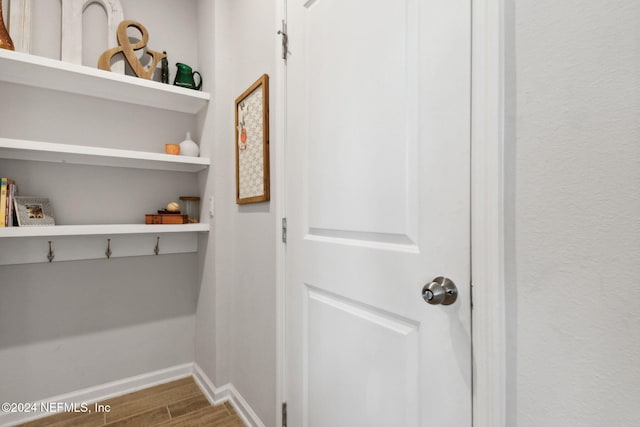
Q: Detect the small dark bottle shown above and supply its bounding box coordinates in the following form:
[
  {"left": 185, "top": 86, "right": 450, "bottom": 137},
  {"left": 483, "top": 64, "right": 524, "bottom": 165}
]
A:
[{"left": 161, "top": 51, "right": 169, "bottom": 84}]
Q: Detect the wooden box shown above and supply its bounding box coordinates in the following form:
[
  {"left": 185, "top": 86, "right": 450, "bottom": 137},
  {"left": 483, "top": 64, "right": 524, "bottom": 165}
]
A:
[{"left": 145, "top": 214, "right": 188, "bottom": 224}]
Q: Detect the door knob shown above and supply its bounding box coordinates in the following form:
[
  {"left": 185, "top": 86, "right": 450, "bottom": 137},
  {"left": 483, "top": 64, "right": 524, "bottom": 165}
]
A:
[{"left": 422, "top": 277, "right": 458, "bottom": 305}]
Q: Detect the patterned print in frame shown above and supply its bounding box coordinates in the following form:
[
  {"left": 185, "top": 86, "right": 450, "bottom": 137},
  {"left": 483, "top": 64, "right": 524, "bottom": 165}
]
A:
[{"left": 235, "top": 74, "right": 270, "bottom": 204}]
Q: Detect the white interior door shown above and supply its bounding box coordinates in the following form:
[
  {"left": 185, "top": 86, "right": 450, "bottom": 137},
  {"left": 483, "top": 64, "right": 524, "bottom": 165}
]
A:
[{"left": 284, "top": 0, "right": 471, "bottom": 425}]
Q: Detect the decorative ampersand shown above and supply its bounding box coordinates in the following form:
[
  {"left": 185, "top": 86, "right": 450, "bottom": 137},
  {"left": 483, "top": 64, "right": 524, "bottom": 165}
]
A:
[{"left": 98, "top": 20, "right": 167, "bottom": 80}]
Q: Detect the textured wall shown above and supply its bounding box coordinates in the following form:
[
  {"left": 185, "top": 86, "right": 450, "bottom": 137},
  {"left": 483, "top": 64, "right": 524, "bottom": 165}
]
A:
[
  {"left": 194, "top": 1, "right": 277, "bottom": 426},
  {"left": 511, "top": 1, "right": 640, "bottom": 425}
]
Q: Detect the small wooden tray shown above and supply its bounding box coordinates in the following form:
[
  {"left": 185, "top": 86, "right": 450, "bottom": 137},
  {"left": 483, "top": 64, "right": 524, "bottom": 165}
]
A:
[{"left": 145, "top": 214, "right": 188, "bottom": 224}]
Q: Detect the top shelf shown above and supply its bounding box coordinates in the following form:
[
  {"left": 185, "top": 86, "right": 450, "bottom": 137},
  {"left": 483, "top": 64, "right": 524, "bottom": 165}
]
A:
[{"left": 0, "top": 50, "right": 210, "bottom": 114}]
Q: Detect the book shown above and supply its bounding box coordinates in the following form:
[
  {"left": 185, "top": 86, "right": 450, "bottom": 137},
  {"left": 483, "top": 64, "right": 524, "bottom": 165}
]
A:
[
  {"left": 0, "top": 178, "right": 7, "bottom": 227},
  {"left": 6, "top": 182, "right": 16, "bottom": 227},
  {"left": 0, "top": 178, "right": 16, "bottom": 227}
]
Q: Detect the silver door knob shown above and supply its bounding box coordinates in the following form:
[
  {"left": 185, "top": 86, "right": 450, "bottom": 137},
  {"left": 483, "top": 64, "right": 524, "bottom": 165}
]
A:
[{"left": 422, "top": 277, "right": 458, "bottom": 305}]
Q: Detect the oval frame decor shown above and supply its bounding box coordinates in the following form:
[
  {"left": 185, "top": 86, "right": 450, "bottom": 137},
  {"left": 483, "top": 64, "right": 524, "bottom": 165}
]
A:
[{"left": 61, "top": 0, "right": 124, "bottom": 71}]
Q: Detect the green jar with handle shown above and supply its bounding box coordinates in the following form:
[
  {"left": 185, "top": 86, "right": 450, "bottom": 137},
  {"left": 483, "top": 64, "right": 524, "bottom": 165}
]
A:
[{"left": 174, "top": 63, "right": 202, "bottom": 91}]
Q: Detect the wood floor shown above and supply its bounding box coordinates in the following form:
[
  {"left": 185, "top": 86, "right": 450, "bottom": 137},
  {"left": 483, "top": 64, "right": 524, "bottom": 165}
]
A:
[{"left": 17, "top": 377, "right": 245, "bottom": 427}]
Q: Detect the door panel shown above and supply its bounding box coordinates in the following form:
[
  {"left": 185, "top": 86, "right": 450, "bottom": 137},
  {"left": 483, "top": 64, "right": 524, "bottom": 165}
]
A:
[
  {"left": 285, "top": 0, "right": 472, "bottom": 425},
  {"left": 306, "top": 287, "right": 419, "bottom": 427},
  {"left": 305, "top": 0, "right": 417, "bottom": 239}
]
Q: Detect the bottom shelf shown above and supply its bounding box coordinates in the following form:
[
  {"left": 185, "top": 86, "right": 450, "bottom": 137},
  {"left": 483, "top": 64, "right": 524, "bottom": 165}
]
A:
[
  {"left": 0, "top": 223, "right": 210, "bottom": 265},
  {"left": 0, "top": 223, "right": 209, "bottom": 237}
]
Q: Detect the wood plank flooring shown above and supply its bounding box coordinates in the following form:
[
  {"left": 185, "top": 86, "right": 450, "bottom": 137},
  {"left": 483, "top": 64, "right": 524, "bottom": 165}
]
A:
[{"left": 17, "top": 377, "right": 245, "bottom": 427}]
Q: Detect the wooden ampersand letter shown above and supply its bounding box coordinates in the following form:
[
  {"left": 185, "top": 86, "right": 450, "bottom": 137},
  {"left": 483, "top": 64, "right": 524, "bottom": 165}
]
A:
[{"left": 98, "top": 20, "right": 167, "bottom": 79}]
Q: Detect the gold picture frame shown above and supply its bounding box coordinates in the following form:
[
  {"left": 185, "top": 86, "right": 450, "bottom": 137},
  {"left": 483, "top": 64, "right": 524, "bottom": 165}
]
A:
[{"left": 235, "top": 74, "right": 270, "bottom": 204}]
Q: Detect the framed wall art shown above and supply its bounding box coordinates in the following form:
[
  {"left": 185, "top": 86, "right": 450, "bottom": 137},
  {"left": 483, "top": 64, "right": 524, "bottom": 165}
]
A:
[
  {"left": 14, "top": 197, "right": 55, "bottom": 226},
  {"left": 235, "top": 74, "right": 270, "bottom": 204}
]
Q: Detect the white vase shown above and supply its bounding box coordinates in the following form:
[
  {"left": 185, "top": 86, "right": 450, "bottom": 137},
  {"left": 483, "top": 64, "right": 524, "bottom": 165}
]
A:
[{"left": 179, "top": 132, "right": 200, "bottom": 157}]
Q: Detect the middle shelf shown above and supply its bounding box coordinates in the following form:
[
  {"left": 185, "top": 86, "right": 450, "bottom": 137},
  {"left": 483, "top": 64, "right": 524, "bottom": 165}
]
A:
[{"left": 0, "top": 138, "right": 210, "bottom": 172}]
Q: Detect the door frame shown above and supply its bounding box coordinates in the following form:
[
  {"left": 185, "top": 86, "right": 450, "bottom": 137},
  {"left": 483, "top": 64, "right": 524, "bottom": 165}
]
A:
[
  {"left": 470, "top": 0, "right": 507, "bottom": 425},
  {"left": 274, "top": 3, "right": 287, "bottom": 427},
  {"left": 273, "top": 0, "right": 507, "bottom": 426}
]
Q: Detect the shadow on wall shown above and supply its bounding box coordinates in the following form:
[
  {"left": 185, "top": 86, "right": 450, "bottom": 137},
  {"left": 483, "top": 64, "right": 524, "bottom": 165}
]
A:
[
  {"left": 238, "top": 202, "right": 271, "bottom": 214},
  {"left": 0, "top": 253, "right": 199, "bottom": 349}
]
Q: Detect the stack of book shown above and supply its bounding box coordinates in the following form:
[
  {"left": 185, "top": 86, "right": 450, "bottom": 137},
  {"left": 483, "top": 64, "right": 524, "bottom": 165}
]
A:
[{"left": 0, "top": 177, "right": 18, "bottom": 227}]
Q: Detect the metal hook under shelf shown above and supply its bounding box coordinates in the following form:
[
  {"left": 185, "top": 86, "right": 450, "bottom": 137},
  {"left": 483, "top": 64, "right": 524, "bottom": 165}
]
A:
[
  {"left": 105, "top": 238, "right": 112, "bottom": 259},
  {"left": 154, "top": 236, "right": 160, "bottom": 255},
  {"left": 47, "top": 241, "right": 55, "bottom": 263}
]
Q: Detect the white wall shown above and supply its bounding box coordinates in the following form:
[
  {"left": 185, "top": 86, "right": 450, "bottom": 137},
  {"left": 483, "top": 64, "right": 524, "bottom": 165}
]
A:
[
  {"left": 2, "top": 0, "right": 198, "bottom": 81},
  {"left": 195, "top": 1, "right": 277, "bottom": 426},
  {"left": 0, "top": 256, "right": 197, "bottom": 402},
  {"left": 225, "top": 1, "right": 277, "bottom": 424},
  {"left": 193, "top": 0, "right": 221, "bottom": 390},
  {"left": 0, "top": 0, "right": 203, "bottom": 404},
  {"left": 508, "top": 1, "right": 640, "bottom": 425}
]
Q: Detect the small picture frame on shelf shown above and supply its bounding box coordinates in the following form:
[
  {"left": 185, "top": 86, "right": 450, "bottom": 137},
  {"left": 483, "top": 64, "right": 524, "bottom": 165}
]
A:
[{"left": 14, "top": 197, "right": 55, "bottom": 226}]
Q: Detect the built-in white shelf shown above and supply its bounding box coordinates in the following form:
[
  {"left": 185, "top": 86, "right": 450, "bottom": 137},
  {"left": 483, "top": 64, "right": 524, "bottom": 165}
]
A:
[
  {"left": 0, "top": 138, "right": 210, "bottom": 172},
  {"left": 0, "top": 223, "right": 209, "bottom": 238},
  {"left": 0, "top": 49, "right": 209, "bottom": 114},
  {"left": 0, "top": 52, "right": 211, "bottom": 265},
  {"left": 0, "top": 223, "right": 209, "bottom": 265}
]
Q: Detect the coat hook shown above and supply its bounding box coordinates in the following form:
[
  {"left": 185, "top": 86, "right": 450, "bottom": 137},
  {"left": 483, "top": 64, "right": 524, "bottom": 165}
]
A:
[
  {"left": 47, "top": 241, "right": 55, "bottom": 263},
  {"left": 154, "top": 236, "right": 160, "bottom": 255},
  {"left": 105, "top": 238, "right": 112, "bottom": 259}
]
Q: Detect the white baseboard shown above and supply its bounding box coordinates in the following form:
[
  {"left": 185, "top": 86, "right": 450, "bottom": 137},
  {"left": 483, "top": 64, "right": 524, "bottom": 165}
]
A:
[
  {"left": 0, "top": 363, "right": 266, "bottom": 427},
  {"left": 192, "top": 363, "right": 266, "bottom": 427},
  {"left": 0, "top": 363, "right": 193, "bottom": 427}
]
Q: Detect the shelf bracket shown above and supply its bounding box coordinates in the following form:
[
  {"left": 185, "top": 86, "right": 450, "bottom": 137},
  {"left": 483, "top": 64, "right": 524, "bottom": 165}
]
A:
[
  {"left": 105, "top": 238, "right": 112, "bottom": 259},
  {"left": 154, "top": 236, "right": 160, "bottom": 255}
]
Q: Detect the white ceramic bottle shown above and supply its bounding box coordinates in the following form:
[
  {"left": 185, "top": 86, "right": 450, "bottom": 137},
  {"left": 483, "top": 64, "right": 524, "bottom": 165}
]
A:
[{"left": 179, "top": 132, "right": 200, "bottom": 157}]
